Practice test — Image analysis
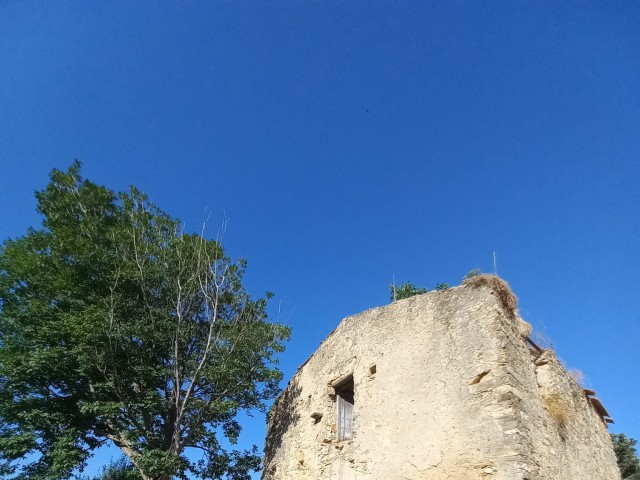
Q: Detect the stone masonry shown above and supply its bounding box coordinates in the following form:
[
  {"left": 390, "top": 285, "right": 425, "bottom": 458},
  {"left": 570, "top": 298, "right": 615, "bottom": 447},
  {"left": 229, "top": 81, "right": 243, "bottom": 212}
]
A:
[{"left": 262, "top": 275, "right": 620, "bottom": 480}]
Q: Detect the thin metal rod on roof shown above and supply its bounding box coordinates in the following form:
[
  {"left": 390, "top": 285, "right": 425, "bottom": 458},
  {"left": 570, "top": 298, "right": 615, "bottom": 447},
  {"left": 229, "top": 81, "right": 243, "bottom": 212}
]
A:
[{"left": 392, "top": 274, "right": 396, "bottom": 302}]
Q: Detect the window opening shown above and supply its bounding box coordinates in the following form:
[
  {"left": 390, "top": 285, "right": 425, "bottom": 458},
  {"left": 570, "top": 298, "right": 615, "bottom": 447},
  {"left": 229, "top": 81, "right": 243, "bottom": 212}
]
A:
[{"left": 335, "top": 376, "right": 354, "bottom": 441}]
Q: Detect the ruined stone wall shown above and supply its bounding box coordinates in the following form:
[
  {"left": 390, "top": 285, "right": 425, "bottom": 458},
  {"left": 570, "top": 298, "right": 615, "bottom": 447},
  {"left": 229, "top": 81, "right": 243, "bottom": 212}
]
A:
[
  {"left": 523, "top": 349, "right": 618, "bottom": 478},
  {"left": 262, "top": 278, "right": 620, "bottom": 480}
]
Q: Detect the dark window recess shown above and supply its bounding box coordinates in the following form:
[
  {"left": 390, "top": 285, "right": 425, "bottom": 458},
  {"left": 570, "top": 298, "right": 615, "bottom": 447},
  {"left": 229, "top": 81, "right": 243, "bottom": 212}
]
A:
[{"left": 335, "top": 377, "right": 354, "bottom": 441}]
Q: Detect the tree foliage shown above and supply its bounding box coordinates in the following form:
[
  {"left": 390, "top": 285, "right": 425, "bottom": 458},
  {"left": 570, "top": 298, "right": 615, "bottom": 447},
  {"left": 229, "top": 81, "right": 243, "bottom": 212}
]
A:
[
  {"left": 611, "top": 433, "right": 640, "bottom": 480},
  {"left": 389, "top": 282, "right": 428, "bottom": 301},
  {"left": 0, "top": 163, "right": 290, "bottom": 480},
  {"left": 90, "top": 458, "right": 141, "bottom": 480}
]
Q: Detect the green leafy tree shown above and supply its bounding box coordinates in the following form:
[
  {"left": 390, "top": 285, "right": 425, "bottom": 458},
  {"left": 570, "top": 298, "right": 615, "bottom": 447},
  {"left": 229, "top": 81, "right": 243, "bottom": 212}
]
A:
[
  {"left": 611, "top": 433, "right": 640, "bottom": 480},
  {"left": 91, "top": 458, "right": 141, "bottom": 480},
  {"left": 434, "top": 283, "right": 449, "bottom": 291},
  {"left": 0, "top": 163, "right": 290, "bottom": 480},
  {"left": 389, "top": 282, "right": 427, "bottom": 301}
]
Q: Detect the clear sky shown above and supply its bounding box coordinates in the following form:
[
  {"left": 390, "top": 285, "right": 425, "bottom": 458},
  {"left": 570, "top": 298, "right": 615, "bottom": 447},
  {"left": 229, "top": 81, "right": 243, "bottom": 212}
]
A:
[{"left": 1, "top": 1, "right": 639, "bottom": 477}]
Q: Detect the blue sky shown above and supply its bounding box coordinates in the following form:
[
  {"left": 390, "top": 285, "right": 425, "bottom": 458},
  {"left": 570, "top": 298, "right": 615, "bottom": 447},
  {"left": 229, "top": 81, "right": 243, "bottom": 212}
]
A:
[{"left": 1, "top": 1, "right": 639, "bottom": 477}]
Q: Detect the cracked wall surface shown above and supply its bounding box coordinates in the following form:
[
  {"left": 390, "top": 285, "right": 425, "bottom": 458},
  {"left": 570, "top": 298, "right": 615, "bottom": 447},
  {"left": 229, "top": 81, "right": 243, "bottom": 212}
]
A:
[{"left": 262, "top": 277, "right": 620, "bottom": 480}]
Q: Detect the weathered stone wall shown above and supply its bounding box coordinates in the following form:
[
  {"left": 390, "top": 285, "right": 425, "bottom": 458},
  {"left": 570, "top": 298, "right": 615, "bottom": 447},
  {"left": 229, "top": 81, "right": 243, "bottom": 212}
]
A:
[
  {"left": 525, "top": 349, "right": 618, "bottom": 478},
  {"left": 262, "top": 278, "right": 620, "bottom": 480}
]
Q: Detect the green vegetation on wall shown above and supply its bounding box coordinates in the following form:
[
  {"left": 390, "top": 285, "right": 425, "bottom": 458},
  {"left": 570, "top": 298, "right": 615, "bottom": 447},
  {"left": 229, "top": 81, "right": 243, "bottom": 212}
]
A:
[{"left": 389, "top": 282, "right": 428, "bottom": 301}]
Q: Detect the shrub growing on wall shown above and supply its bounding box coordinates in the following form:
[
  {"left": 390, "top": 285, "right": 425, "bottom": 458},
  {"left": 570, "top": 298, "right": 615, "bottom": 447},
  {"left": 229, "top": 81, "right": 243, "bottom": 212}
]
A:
[{"left": 390, "top": 282, "right": 428, "bottom": 301}]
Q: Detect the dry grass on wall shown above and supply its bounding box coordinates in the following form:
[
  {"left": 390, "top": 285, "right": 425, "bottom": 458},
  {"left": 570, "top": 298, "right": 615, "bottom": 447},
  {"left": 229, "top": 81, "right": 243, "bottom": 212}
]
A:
[
  {"left": 543, "top": 393, "right": 572, "bottom": 440},
  {"left": 462, "top": 274, "right": 518, "bottom": 320},
  {"left": 567, "top": 368, "right": 586, "bottom": 388}
]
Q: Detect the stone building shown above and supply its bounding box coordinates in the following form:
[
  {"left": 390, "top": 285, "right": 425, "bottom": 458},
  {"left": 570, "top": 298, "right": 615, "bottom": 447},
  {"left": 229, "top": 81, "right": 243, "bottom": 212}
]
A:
[{"left": 262, "top": 276, "right": 619, "bottom": 480}]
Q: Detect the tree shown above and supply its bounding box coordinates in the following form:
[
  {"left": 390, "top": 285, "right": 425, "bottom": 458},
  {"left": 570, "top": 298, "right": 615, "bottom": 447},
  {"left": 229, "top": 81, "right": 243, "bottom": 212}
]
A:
[
  {"left": 434, "top": 283, "right": 449, "bottom": 291},
  {"left": 0, "top": 162, "right": 290, "bottom": 480},
  {"left": 611, "top": 433, "right": 640, "bottom": 480},
  {"left": 389, "top": 282, "right": 427, "bottom": 301},
  {"left": 90, "top": 458, "right": 141, "bottom": 480}
]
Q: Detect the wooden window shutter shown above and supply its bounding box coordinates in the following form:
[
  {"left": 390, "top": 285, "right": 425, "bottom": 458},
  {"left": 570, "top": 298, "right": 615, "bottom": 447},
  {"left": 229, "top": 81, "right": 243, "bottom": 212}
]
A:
[{"left": 336, "top": 379, "right": 354, "bottom": 441}]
